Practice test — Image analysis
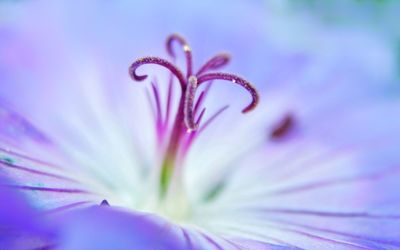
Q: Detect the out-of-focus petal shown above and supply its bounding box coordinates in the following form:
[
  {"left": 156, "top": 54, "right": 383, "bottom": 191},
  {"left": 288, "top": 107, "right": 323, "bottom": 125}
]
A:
[
  {"left": 58, "top": 206, "right": 187, "bottom": 250},
  {"left": 0, "top": 176, "right": 37, "bottom": 229},
  {"left": 0, "top": 176, "right": 52, "bottom": 249}
]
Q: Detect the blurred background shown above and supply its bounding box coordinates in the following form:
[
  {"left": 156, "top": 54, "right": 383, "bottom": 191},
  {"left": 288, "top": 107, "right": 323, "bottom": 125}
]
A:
[{"left": 1, "top": 0, "right": 399, "bottom": 103}]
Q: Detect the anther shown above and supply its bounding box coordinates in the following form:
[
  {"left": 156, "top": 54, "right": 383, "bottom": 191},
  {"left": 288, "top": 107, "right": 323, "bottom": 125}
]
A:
[{"left": 270, "top": 114, "right": 294, "bottom": 140}]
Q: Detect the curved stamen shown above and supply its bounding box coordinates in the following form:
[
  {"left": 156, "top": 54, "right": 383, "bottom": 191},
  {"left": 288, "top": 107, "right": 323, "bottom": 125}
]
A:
[
  {"left": 196, "top": 53, "right": 231, "bottom": 76},
  {"left": 183, "top": 76, "right": 198, "bottom": 132},
  {"left": 166, "top": 34, "right": 193, "bottom": 78},
  {"left": 129, "top": 34, "right": 260, "bottom": 200},
  {"left": 129, "top": 57, "right": 186, "bottom": 89},
  {"left": 196, "top": 108, "right": 207, "bottom": 126},
  {"left": 197, "top": 73, "right": 259, "bottom": 113}
]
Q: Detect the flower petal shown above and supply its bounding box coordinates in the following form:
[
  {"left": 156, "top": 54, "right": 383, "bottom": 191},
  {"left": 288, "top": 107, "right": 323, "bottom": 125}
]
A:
[{"left": 58, "top": 207, "right": 188, "bottom": 250}]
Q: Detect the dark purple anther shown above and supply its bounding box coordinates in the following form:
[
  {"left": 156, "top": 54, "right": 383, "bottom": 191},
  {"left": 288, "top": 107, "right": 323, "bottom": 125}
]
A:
[{"left": 270, "top": 114, "right": 294, "bottom": 139}]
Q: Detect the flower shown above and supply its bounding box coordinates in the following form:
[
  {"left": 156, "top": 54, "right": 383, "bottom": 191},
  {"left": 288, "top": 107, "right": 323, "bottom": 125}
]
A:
[{"left": 1, "top": 1, "right": 400, "bottom": 250}]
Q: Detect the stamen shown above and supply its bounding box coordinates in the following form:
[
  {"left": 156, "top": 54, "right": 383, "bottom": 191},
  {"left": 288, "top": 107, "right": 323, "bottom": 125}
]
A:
[
  {"left": 129, "top": 57, "right": 186, "bottom": 89},
  {"left": 151, "top": 81, "right": 163, "bottom": 126},
  {"left": 196, "top": 108, "right": 207, "bottom": 126},
  {"left": 181, "top": 108, "right": 206, "bottom": 154},
  {"left": 166, "top": 34, "right": 193, "bottom": 78},
  {"left": 193, "top": 81, "right": 212, "bottom": 116},
  {"left": 145, "top": 89, "right": 159, "bottom": 134},
  {"left": 147, "top": 81, "right": 166, "bottom": 142},
  {"left": 199, "top": 105, "right": 229, "bottom": 134},
  {"left": 164, "top": 74, "right": 174, "bottom": 126},
  {"left": 129, "top": 34, "right": 260, "bottom": 200},
  {"left": 196, "top": 53, "right": 231, "bottom": 76},
  {"left": 183, "top": 76, "right": 198, "bottom": 132},
  {"left": 270, "top": 114, "right": 294, "bottom": 140},
  {"left": 197, "top": 72, "right": 259, "bottom": 113}
]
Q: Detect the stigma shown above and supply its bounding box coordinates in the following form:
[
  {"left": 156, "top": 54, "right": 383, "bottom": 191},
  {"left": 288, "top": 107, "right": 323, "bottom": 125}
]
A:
[
  {"left": 184, "top": 75, "right": 198, "bottom": 132},
  {"left": 128, "top": 34, "right": 259, "bottom": 205}
]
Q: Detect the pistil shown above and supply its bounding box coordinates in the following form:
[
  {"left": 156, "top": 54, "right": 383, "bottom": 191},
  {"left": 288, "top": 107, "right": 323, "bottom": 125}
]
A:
[
  {"left": 184, "top": 76, "right": 199, "bottom": 132},
  {"left": 129, "top": 34, "right": 259, "bottom": 205}
]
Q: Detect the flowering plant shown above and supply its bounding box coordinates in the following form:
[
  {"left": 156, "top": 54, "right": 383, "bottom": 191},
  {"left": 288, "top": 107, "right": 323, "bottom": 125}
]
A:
[{"left": 1, "top": 1, "right": 400, "bottom": 249}]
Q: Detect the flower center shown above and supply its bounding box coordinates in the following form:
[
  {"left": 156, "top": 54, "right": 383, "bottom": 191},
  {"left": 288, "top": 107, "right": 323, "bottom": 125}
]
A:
[{"left": 129, "top": 34, "right": 259, "bottom": 220}]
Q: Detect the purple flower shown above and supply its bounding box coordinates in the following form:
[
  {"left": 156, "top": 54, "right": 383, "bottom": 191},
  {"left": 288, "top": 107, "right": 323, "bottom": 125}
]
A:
[{"left": 1, "top": 1, "right": 400, "bottom": 249}]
